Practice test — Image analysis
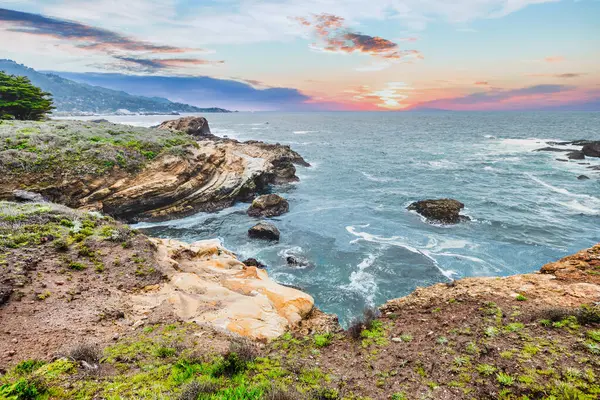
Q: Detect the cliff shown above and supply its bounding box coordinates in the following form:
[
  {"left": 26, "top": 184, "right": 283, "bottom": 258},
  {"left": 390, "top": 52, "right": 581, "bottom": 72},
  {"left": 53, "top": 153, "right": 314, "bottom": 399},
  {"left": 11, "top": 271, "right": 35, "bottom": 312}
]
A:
[{"left": 0, "top": 119, "right": 307, "bottom": 222}]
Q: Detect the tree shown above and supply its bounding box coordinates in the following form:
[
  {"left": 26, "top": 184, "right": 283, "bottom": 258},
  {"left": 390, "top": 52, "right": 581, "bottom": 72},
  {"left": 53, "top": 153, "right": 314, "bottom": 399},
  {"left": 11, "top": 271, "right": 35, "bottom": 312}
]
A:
[{"left": 0, "top": 71, "right": 54, "bottom": 120}]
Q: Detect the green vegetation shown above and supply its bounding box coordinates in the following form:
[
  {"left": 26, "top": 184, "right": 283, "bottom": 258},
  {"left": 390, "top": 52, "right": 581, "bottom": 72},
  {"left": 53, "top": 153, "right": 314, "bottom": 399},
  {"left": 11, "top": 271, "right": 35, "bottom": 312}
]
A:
[
  {"left": 0, "top": 120, "right": 198, "bottom": 180},
  {"left": 0, "top": 72, "right": 54, "bottom": 121}
]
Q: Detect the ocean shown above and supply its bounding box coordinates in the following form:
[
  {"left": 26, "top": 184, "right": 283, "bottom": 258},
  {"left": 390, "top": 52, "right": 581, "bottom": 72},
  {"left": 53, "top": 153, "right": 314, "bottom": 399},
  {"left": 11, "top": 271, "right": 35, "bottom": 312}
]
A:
[{"left": 64, "top": 112, "right": 600, "bottom": 325}]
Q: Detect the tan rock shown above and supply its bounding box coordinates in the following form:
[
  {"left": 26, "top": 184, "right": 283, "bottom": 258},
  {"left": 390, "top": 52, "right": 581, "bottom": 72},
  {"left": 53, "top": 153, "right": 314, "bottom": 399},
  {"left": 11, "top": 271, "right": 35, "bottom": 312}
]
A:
[{"left": 131, "top": 238, "right": 314, "bottom": 341}]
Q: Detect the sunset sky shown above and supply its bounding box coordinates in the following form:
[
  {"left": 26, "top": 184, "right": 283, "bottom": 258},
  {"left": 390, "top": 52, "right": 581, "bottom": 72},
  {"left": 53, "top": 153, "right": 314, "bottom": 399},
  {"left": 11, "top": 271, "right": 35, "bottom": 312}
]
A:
[{"left": 1, "top": 1, "right": 599, "bottom": 111}]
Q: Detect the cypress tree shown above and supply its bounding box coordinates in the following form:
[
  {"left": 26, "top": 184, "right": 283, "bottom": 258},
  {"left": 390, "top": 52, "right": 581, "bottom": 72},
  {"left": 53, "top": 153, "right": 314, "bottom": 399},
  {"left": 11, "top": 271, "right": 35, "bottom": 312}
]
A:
[{"left": 0, "top": 71, "right": 54, "bottom": 120}]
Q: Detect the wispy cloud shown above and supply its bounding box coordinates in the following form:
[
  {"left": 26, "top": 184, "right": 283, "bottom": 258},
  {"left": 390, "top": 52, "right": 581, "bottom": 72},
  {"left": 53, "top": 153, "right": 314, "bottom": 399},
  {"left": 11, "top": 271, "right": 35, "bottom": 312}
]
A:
[
  {"left": 527, "top": 72, "right": 585, "bottom": 79},
  {"left": 0, "top": 8, "right": 189, "bottom": 53},
  {"left": 295, "top": 13, "right": 423, "bottom": 61},
  {"left": 114, "top": 56, "right": 224, "bottom": 71},
  {"left": 475, "top": 81, "right": 489, "bottom": 85},
  {"left": 544, "top": 56, "right": 565, "bottom": 63}
]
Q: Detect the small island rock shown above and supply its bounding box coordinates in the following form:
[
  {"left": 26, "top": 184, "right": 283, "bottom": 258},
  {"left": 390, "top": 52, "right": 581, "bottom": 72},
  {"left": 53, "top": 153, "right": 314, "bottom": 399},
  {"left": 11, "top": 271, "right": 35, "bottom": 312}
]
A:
[
  {"left": 247, "top": 194, "right": 289, "bottom": 217},
  {"left": 582, "top": 142, "right": 600, "bottom": 158},
  {"left": 248, "top": 222, "right": 280, "bottom": 241},
  {"left": 158, "top": 116, "right": 211, "bottom": 138},
  {"left": 407, "top": 198, "right": 469, "bottom": 224}
]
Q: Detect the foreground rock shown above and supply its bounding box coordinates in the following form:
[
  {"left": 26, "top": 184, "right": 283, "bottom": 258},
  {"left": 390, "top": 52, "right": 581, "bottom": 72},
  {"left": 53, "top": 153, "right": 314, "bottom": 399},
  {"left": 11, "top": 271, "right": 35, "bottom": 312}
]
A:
[
  {"left": 248, "top": 222, "right": 280, "bottom": 241},
  {"left": 131, "top": 238, "right": 314, "bottom": 341},
  {"left": 0, "top": 120, "right": 308, "bottom": 222},
  {"left": 0, "top": 201, "right": 314, "bottom": 367},
  {"left": 407, "top": 198, "right": 469, "bottom": 224},
  {"left": 247, "top": 194, "right": 289, "bottom": 217},
  {"left": 157, "top": 116, "right": 212, "bottom": 138}
]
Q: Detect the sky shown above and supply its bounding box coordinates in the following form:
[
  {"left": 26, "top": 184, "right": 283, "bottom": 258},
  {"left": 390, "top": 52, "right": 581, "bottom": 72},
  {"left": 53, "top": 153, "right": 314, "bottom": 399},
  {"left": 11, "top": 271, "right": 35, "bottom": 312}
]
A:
[{"left": 1, "top": 0, "right": 599, "bottom": 111}]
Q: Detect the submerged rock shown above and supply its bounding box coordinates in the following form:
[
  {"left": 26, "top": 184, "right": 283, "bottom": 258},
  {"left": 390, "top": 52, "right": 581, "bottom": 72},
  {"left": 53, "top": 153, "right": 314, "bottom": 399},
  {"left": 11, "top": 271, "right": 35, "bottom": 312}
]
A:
[
  {"left": 242, "top": 258, "right": 267, "bottom": 269},
  {"left": 577, "top": 175, "right": 590, "bottom": 180},
  {"left": 286, "top": 255, "right": 315, "bottom": 270},
  {"left": 567, "top": 151, "right": 585, "bottom": 160},
  {"left": 158, "top": 116, "right": 211, "bottom": 138},
  {"left": 247, "top": 194, "right": 289, "bottom": 217},
  {"left": 582, "top": 142, "right": 600, "bottom": 158},
  {"left": 408, "top": 199, "right": 469, "bottom": 224},
  {"left": 248, "top": 222, "right": 280, "bottom": 241},
  {"left": 534, "top": 147, "right": 570, "bottom": 152}
]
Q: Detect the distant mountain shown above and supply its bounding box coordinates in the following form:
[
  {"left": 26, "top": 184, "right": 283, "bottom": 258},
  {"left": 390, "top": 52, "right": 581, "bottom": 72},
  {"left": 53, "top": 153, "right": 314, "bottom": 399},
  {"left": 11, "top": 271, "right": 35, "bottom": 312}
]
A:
[{"left": 0, "top": 60, "right": 231, "bottom": 114}]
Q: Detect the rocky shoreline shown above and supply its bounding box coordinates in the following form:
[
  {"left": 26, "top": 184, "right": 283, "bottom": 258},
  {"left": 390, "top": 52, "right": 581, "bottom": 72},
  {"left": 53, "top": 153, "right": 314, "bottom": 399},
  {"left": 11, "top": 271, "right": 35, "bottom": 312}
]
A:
[
  {"left": 0, "top": 118, "right": 599, "bottom": 399},
  {"left": 0, "top": 118, "right": 308, "bottom": 222}
]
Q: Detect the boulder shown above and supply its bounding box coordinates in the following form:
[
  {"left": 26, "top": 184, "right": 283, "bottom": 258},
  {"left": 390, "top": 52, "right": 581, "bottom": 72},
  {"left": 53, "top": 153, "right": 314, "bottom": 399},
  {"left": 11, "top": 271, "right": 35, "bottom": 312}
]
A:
[
  {"left": 577, "top": 175, "right": 590, "bottom": 180},
  {"left": 582, "top": 142, "right": 600, "bottom": 158},
  {"left": 248, "top": 222, "right": 280, "bottom": 241},
  {"left": 158, "top": 116, "right": 211, "bottom": 138},
  {"left": 286, "top": 255, "right": 315, "bottom": 270},
  {"left": 13, "top": 190, "right": 45, "bottom": 203},
  {"left": 242, "top": 258, "right": 267, "bottom": 269},
  {"left": 407, "top": 199, "right": 469, "bottom": 224},
  {"left": 247, "top": 194, "right": 289, "bottom": 217},
  {"left": 567, "top": 151, "right": 585, "bottom": 160}
]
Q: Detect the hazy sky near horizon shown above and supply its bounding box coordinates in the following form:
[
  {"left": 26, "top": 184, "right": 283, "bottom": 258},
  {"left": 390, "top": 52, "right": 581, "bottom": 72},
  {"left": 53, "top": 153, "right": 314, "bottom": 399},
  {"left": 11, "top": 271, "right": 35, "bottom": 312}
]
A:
[{"left": 1, "top": 1, "right": 599, "bottom": 111}]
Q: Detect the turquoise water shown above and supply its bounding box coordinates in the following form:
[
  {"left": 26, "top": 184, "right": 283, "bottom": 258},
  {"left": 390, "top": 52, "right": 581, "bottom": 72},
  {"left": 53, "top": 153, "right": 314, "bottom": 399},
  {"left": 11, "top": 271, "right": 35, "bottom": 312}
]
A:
[{"left": 95, "top": 112, "right": 600, "bottom": 324}]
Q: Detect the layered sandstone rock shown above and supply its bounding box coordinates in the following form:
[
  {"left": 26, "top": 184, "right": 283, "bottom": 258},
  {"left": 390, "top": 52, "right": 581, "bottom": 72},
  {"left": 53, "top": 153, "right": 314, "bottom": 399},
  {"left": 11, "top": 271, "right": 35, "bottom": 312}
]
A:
[
  {"left": 382, "top": 244, "right": 600, "bottom": 313},
  {"left": 131, "top": 239, "right": 314, "bottom": 341}
]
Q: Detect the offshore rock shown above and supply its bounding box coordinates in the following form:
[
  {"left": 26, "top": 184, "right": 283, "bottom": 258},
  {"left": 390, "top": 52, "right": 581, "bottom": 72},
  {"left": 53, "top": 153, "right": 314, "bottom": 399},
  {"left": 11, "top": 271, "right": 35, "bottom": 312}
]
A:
[
  {"left": 582, "top": 142, "right": 600, "bottom": 158},
  {"left": 248, "top": 222, "right": 280, "bottom": 241},
  {"left": 407, "top": 198, "right": 469, "bottom": 224},
  {"left": 247, "top": 194, "right": 289, "bottom": 217},
  {"left": 158, "top": 116, "right": 212, "bottom": 138}
]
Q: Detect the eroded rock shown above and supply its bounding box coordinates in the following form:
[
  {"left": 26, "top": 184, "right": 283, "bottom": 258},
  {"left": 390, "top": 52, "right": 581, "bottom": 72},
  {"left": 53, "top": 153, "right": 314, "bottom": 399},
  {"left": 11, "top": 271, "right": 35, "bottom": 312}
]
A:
[
  {"left": 247, "top": 194, "right": 289, "bottom": 217},
  {"left": 582, "top": 142, "right": 600, "bottom": 158},
  {"left": 407, "top": 199, "right": 469, "bottom": 224},
  {"left": 248, "top": 222, "right": 280, "bottom": 241},
  {"left": 158, "top": 116, "right": 212, "bottom": 138},
  {"left": 131, "top": 239, "right": 314, "bottom": 341}
]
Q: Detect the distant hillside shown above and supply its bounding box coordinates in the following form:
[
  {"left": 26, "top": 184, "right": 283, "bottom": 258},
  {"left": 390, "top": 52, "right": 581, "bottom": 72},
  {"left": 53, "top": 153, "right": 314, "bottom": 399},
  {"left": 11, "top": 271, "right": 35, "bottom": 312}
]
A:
[{"left": 0, "top": 60, "right": 231, "bottom": 114}]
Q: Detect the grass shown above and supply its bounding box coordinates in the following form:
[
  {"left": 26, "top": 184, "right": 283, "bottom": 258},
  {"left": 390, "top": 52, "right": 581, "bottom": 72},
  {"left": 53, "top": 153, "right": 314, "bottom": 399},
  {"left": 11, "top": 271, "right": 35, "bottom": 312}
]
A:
[{"left": 0, "top": 120, "right": 197, "bottom": 182}]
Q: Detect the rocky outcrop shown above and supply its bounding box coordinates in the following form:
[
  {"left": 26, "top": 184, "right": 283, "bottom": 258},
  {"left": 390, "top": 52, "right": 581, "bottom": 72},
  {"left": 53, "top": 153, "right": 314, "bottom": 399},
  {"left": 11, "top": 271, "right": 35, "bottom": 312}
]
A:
[
  {"left": 0, "top": 120, "right": 309, "bottom": 222},
  {"left": 242, "top": 258, "right": 266, "bottom": 269},
  {"left": 582, "top": 142, "right": 600, "bottom": 158},
  {"left": 131, "top": 239, "right": 314, "bottom": 341},
  {"left": 247, "top": 194, "right": 289, "bottom": 217},
  {"left": 382, "top": 243, "right": 600, "bottom": 312},
  {"left": 567, "top": 150, "right": 585, "bottom": 160},
  {"left": 158, "top": 116, "right": 212, "bottom": 138},
  {"left": 248, "top": 222, "right": 280, "bottom": 241},
  {"left": 407, "top": 198, "right": 469, "bottom": 224}
]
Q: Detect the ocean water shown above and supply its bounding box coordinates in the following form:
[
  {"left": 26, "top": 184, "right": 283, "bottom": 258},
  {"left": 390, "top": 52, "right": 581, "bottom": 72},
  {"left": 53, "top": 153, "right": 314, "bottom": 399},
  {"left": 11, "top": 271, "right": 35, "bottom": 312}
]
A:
[{"left": 66, "top": 112, "right": 600, "bottom": 324}]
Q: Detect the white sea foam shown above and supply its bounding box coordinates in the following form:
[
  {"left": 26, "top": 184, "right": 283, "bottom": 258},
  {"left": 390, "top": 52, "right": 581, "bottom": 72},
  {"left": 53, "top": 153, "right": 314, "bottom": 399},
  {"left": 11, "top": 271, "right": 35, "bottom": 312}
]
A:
[
  {"left": 345, "top": 226, "right": 456, "bottom": 280},
  {"left": 526, "top": 173, "right": 599, "bottom": 201},
  {"left": 293, "top": 130, "right": 318, "bottom": 134},
  {"left": 428, "top": 160, "right": 458, "bottom": 169},
  {"left": 361, "top": 171, "right": 399, "bottom": 183},
  {"left": 557, "top": 200, "right": 599, "bottom": 215},
  {"left": 342, "top": 253, "right": 378, "bottom": 305}
]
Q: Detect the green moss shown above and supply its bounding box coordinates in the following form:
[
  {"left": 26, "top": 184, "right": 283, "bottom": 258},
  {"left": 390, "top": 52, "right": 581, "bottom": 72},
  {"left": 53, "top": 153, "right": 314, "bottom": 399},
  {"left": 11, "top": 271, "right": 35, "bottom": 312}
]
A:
[
  {"left": 314, "top": 333, "right": 333, "bottom": 348},
  {"left": 476, "top": 364, "right": 496, "bottom": 376},
  {"left": 68, "top": 261, "right": 86, "bottom": 271},
  {"left": 496, "top": 372, "right": 514, "bottom": 386}
]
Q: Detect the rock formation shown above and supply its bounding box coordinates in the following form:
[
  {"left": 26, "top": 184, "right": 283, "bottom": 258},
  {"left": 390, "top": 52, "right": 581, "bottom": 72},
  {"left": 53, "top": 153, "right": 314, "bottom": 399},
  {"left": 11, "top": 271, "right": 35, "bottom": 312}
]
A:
[
  {"left": 131, "top": 239, "right": 314, "bottom": 341},
  {"left": 582, "top": 142, "right": 600, "bottom": 158},
  {"left": 407, "top": 198, "right": 470, "bottom": 224},
  {"left": 248, "top": 222, "right": 280, "bottom": 241},
  {"left": 157, "top": 116, "right": 212, "bottom": 138},
  {"left": 0, "top": 120, "right": 309, "bottom": 222},
  {"left": 247, "top": 194, "right": 289, "bottom": 217}
]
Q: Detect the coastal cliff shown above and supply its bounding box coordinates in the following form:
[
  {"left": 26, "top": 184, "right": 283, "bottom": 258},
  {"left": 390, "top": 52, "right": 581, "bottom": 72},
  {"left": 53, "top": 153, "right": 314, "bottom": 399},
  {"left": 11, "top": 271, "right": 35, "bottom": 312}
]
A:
[
  {"left": 0, "top": 119, "right": 307, "bottom": 222},
  {"left": 1, "top": 200, "right": 597, "bottom": 399}
]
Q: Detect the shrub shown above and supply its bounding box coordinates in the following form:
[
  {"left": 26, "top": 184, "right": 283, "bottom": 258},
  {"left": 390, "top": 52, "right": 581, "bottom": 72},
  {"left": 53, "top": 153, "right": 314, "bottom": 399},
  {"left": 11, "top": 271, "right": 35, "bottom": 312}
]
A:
[
  {"left": 313, "top": 333, "right": 333, "bottom": 348},
  {"left": 496, "top": 372, "right": 514, "bottom": 386},
  {"left": 476, "top": 364, "right": 497, "bottom": 376},
  {"left": 68, "top": 261, "right": 86, "bottom": 271},
  {"left": 264, "top": 386, "right": 302, "bottom": 400},
  {"left": 0, "top": 377, "right": 46, "bottom": 400},
  {"left": 346, "top": 306, "right": 380, "bottom": 340},
  {"left": 178, "top": 380, "right": 218, "bottom": 400},
  {"left": 69, "top": 343, "right": 101, "bottom": 369},
  {"left": 516, "top": 294, "right": 527, "bottom": 301},
  {"left": 13, "top": 360, "right": 45, "bottom": 375},
  {"left": 154, "top": 346, "right": 177, "bottom": 358}
]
